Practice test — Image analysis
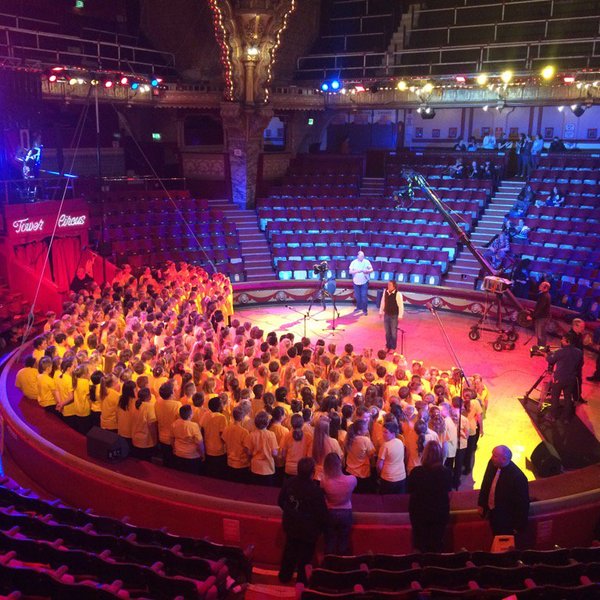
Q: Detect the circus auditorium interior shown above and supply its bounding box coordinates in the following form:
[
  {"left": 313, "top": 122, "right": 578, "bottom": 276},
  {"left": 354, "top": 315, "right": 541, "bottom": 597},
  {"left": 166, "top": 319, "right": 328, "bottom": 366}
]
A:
[{"left": 3, "top": 0, "right": 600, "bottom": 598}]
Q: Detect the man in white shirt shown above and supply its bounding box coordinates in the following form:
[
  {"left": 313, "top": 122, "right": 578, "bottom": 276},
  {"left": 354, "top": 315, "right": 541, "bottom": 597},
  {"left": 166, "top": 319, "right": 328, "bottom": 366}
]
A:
[
  {"left": 379, "top": 281, "right": 404, "bottom": 352},
  {"left": 349, "top": 250, "right": 373, "bottom": 315}
]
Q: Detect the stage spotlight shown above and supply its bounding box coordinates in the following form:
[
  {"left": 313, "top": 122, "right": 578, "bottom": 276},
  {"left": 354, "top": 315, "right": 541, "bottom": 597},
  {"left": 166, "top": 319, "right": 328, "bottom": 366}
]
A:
[
  {"left": 131, "top": 81, "right": 140, "bottom": 90},
  {"left": 476, "top": 73, "right": 488, "bottom": 85},
  {"left": 482, "top": 105, "right": 489, "bottom": 111},
  {"left": 563, "top": 76, "right": 575, "bottom": 84},
  {"left": 330, "top": 79, "right": 340, "bottom": 90},
  {"left": 419, "top": 106, "right": 436, "bottom": 119},
  {"left": 500, "top": 70, "right": 513, "bottom": 84},
  {"left": 541, "top": 65, "right": 555, "bottom": 80},
  {"left": 422, "top": 82, "right": 434, "bottom": 93},
  {"left": 48, "top": 74, "right": 57, "bottom": 83},
  {"left": 455, "top": 75, "right": 466, "bottom": 83},
  {"left": 571, "top": 104, "right": 585, "bottom": 117},
  {"left": 151, "top": 78, "right": 159, "bottom": 87},
  {"left": 90, "top": 79, "right": 99, "bottom": 86},
  {"left": 104, "top": 80, "right": 113, "bottom": 88},
  {"left": 397, "top": 80, "right": 407, "bottom": 91},
  {"left": 320, "top": 82, "right": 329, "bottom": 92},
  {"left": 557, "top": 105, "right": 564, "bottom": 112},
  {"left": 354, "top": 84, "right": 365, "bottom": 93},
  {"left": 69, "top": 77, "right": 77, "bottom": 85},
  {"left": 120, "top": 76, "right": 129, "bottom": 85}
]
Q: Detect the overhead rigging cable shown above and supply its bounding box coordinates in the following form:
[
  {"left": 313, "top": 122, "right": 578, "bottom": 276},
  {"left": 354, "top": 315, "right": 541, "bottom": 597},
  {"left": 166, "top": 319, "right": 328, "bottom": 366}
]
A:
[
  {"left": 111, "top": 104, "right": 217, "bottom": 273},
  {"left": 16, "top": 89, "right": 92, "bottom": 357}
]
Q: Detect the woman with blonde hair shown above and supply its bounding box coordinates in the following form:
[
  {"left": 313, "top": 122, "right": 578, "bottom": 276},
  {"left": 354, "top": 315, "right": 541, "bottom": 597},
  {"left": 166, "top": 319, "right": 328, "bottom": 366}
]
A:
[
  {"left": 344, "top": 419, "right": 375, "bottom": 493},
  {"left": 321, "top": 452, "right": 357, "bottom": 555},
  {"left": 311, "top": 416, "right": 342, "bottom": 481}
]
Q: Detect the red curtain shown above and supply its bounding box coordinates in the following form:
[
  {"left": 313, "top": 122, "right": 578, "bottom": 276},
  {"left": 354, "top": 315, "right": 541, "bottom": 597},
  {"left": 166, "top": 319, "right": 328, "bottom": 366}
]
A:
[
  {"left": 51, "top": 236, "right": 82, "bottom": 294},
  {"left": 14, "top": 240, "right": 52, "bottom": 281}
]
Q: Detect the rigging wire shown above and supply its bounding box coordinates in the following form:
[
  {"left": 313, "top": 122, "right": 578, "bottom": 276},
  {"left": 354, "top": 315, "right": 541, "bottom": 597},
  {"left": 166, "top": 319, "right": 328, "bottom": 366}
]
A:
[
  {"left": 15, "top": 90, "right": 92, "bottom": 359},
  {"left": 111, "top": 104, "right": 217, "bottom": 273}
]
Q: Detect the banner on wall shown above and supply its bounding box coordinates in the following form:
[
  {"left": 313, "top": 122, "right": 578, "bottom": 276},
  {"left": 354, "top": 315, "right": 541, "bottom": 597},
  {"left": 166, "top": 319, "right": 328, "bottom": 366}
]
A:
[{"left": 3, "top": 199, "right": 89, "bottom": 241}]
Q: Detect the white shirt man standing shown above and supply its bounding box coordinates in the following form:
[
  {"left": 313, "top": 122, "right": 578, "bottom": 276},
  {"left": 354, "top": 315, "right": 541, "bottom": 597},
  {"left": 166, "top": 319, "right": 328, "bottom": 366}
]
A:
[{"left": 349, "top": 250, "right": 373, "bottom": 315}]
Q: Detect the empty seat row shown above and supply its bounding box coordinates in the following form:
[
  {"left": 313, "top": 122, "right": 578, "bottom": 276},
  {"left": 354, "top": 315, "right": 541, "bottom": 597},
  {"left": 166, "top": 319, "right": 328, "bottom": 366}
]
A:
[
  {"left": 264, "top": 219, "right": 468, "bottom": 238},
  {"left": 0, "top": 477, "right": 252, "bottom": 583},
  {"left": 267, "top": 185, "right": 359, "bottom": 198},
  {"left": 304, "top": 562, "right": 599, "bottom": 595},
  {"left": 538, "top": 155, "right": 600, "bottom": 170},
  {"left": 530, "top": 169, "right": 600, "bottom": 184},
  {"left": 276, "top": 260, "right": 443, "bottom": 286}
]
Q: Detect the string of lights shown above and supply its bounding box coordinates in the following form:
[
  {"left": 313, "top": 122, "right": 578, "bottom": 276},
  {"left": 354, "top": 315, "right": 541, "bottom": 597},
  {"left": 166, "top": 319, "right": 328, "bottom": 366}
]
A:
[{"left": 44, "top": 66, "right": 164, "bottom": 93}]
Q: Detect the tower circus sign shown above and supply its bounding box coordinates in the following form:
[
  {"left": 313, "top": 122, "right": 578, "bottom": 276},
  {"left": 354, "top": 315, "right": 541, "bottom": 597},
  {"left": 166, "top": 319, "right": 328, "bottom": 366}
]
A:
[{"left": 12, "top": 214, "right": 87, "bottom": 235}]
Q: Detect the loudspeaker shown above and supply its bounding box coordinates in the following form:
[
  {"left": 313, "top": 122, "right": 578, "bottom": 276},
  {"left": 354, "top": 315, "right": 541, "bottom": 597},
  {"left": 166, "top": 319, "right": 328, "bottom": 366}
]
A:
[
  {"left": 530, "top": 440, "right": 562, "bottom": 477},
  {"left": 86, "top": 426, "right": 129, "bottom": 462}
]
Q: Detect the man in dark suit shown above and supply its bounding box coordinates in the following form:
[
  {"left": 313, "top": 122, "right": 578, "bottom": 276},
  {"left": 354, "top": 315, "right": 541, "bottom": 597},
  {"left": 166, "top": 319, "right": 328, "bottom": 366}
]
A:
[{"left": 478, "top": 446, "right": 530, "bottom": 541}]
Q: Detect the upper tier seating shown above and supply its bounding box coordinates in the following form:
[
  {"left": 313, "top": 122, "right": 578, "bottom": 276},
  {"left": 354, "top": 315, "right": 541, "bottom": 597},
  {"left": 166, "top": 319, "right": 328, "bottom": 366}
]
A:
[
  {"left": 88, "top": 193, "right": 246, "bottom": 282},
  {"left": 297, "top": 549, "right": 600, "bottom": 599},
  {"left": 296, "top": 0, "right": 600, "bottom": 80},
  {"left": 0, "top": 475, "right": 251, "bottom": 599},
  {"left": 0, "top": 8, "right": 176, "bottom": 77},
  {"left": 394, "top": 0, "right": 600, "bottom": 76},
  {"left": 295, "top": 0, "right": 406, "bottom": 80}
]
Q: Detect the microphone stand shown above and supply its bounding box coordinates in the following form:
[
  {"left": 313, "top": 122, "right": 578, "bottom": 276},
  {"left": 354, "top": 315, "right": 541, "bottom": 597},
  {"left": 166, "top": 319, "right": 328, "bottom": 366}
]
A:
[
  {"left": 428, "top": 305, "right": 471, "bottom": 468},
  {"left": 285, "top": 305, "right": 311, "bottom": 339},
  {"left": 397, "top": 327, "right": 406, "bottom": 356}
]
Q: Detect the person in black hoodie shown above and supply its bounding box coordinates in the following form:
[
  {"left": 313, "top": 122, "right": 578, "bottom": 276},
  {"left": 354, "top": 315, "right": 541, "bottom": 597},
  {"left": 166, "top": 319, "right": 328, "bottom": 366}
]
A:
[{"left": 278, "top": 457, "right": 328, "bottom": 584}]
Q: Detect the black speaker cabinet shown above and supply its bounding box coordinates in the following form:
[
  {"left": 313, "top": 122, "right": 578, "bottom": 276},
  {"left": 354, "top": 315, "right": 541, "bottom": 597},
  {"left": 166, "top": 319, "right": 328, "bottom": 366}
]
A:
[
  {"left": 86, "top": 426, "right": 129, "bottom": 462},
  {"left": 530, "top": 440, "right": 562, "bottom": 477}
]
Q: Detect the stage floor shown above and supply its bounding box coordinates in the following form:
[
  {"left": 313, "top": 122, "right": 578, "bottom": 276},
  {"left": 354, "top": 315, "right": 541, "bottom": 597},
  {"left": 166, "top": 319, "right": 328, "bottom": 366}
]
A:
[{"left": 236, "top": 302, "right": 600, "bottom": 489}]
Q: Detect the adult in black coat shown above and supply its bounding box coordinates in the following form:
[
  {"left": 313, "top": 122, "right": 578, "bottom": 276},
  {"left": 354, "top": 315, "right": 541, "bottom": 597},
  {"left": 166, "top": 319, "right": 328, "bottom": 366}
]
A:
[
  {"left": 546, "top": 330, "right": 584, "bottom": 421},
  {"left": 478, "top": 446, "right": 530, "bottom": 541},
  {"left": 407, "top": 440, "right": 453, "bottom": 552},
  {"left": 278, "top": 457, "right": 328, "bottom": 584}
]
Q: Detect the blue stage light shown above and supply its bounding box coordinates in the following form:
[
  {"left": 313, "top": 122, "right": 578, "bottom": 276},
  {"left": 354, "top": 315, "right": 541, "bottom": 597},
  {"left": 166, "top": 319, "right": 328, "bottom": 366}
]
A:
[
  {"left": 321, "top": 82, "right": 329, "bottom": 92},
  {"left": 331, "top": 80, "right": 340, "bottom": 90}
]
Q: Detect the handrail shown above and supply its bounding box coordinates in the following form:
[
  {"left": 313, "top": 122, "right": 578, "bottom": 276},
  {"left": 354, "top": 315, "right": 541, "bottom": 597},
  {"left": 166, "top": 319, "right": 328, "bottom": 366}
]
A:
[{"left": 0, "top": 21, "right": 175, "bottom": 73}]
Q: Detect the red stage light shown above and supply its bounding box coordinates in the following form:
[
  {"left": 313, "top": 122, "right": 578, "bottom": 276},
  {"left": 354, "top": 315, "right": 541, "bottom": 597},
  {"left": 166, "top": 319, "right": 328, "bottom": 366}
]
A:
[
  {"left": 563, "top": 76, "right": 575, "bottom": 84},
  {"left": 120, "top": 76, "right": 129, "bottom": 85},
  {"left": 104, "top": 80, "right": 113, "bottom": 88},
  {"left": 48, "top": 74, "right": 57, "bottom": 82}
]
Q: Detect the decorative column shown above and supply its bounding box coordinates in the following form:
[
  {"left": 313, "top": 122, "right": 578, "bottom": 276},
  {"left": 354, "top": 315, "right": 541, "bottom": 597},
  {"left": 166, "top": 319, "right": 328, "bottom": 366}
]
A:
[
  {"left": 208, "top": 0, "right": 296, "bottom": 207},
  {"left": 221, "top": 102, "right": 273, "bottom": 208}
]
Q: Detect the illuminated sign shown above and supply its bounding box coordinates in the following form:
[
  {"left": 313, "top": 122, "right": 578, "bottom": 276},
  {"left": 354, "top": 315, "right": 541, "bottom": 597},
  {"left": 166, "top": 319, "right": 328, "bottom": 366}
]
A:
[{"left": 12, "top": 214, "right": 87, "bottom": 235}]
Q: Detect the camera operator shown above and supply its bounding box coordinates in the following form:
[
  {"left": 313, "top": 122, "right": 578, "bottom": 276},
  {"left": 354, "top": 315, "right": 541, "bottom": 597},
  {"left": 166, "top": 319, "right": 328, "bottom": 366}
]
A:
[
  {"left": 568, "top": 318, "right": 586, "bottom": 403},
  {"left": 545, "top": 331, "right": 583, "bottom": 423}
]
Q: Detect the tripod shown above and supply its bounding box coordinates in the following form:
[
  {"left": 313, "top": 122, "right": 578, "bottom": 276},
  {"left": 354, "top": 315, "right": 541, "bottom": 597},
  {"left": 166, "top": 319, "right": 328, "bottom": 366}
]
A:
[
  {"left": 309, "top": 275, "right": 342, "bottom": 330},
  {"left": 520, "top": 368, "right": 553, "bottom": 414}
]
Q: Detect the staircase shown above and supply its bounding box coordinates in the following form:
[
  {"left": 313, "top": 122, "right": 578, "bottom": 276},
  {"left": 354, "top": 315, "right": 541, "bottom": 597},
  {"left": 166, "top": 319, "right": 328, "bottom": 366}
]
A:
[
  {"left": 444, "top": 179, "right": 522, "bottom": 290},
  {"left": 360, "top": 177, "right": 385, "bottom": 197},
  {"left": 207, "top": 199, "right": 277, "bottom": 282}
]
